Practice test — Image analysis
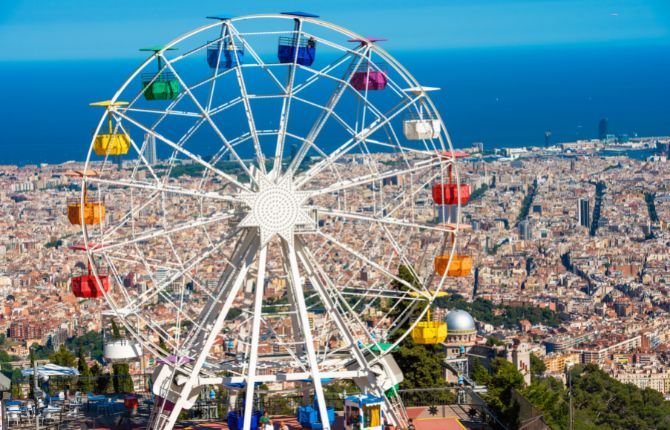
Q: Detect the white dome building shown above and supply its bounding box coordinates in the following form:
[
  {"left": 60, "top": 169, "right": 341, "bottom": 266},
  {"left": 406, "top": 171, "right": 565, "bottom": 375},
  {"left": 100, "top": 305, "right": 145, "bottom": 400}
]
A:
[{"left": 444, "top": 309, "right": 478, "bottom": 358}]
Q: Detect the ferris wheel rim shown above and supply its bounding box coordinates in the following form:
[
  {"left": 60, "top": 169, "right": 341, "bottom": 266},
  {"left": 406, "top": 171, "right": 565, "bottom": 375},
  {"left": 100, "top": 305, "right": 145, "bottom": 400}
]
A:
[{"left": 75, "top": 15, "right": 469, "bottom": 427}]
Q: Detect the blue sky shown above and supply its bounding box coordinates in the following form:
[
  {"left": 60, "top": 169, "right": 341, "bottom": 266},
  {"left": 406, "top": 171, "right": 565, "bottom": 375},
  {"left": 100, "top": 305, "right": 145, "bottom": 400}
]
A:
[{"left": 0, "top": 0, "right": 669, "bottom": 59}]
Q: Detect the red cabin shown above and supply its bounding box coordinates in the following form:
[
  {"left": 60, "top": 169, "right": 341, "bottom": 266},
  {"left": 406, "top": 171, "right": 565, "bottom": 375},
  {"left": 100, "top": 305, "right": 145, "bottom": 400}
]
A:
[
  {"left": 432, "top": 183, "right": 471, "bottom": 206},
  {"left": 69, "top": 243, "right": 109, "bottom": 298},
  {"left": 71, "top": 271, "right": 109, "bottom": 298}
]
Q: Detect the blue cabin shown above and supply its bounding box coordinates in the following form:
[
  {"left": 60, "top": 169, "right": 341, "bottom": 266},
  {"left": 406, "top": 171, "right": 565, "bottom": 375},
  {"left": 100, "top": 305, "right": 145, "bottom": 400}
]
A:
[
  {"left": 227, "top": 410, "right": 261, "bottom": 430},
  {"left": 278, "top": 36, "right": 316, "bottom": 66},
  {"left": 344, "top": 394, "right": 385, "bottom": 430},
  {"left": 297, "top": 401, "right": 335, "bottom": 429},
  {"left": 207, "top": 42, "right": 244, "bottom": 69}
]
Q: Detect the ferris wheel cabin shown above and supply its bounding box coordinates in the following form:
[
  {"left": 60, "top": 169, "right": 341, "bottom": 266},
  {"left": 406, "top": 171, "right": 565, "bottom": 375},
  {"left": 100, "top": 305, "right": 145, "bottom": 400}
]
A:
[
  {"left": 140, "top": 47, "right": 180, "bottom": 100},
  {"left": 277, "top": 36, "right": 316, "bottom": 66},
  {"left": 102, "top": 311, "right": 142, "bottom": 362},
  {"left": 434, "top": 254, "right": 473, "bottom": 277},
  {"left": 277, "top": 12, "right": 319, "bottom": 66},
  {"left": 90, "top": 101, "right": 130, "bottom": 156},
  {"left": 206, "top": 16, "right": 244, "bottom": 69},
  {"left": 348, "top": 38, "right": 388, "bottom": 91},
  {"left": 402, "top": 87, "right": 442, "bottom": 140},
  {"left": 411, "top": 308, "right": 448, "bottom": 345},
  {"left": 297, "top": 398, "right": 336, "bottom": 429},
  {"left": 65, "top": 171, "right": 105, "bottom": 225},
  {"left": 344, "top": 394, "right": 385, "bottom": 430},
  {"left": 69, "top": 244, "right": 109, "bottom": 299},
  {"left": 207, "top": 41, "right": 244, "bottom": 69}
]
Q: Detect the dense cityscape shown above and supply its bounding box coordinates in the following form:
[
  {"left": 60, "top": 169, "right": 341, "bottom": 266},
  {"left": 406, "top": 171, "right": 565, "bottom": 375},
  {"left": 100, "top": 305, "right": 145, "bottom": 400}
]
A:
[
  {"left": 2, "top": 2, "right": 670, "bottom": 429},
  {"left": 1, "top": 130, "right": 669, "bottom": 429}
]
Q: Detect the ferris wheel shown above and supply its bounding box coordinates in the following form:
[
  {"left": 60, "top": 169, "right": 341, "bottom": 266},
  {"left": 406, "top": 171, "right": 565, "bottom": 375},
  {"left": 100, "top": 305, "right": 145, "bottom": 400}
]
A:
[{"left": 69, "top": 12, "right": 472, "bottom": 430}]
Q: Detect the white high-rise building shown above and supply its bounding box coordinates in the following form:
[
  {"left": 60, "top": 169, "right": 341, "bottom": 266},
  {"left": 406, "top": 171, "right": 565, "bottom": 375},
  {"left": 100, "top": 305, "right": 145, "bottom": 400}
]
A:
[{"left": 143, "top": 133, "right": 157, "bottom": 166}]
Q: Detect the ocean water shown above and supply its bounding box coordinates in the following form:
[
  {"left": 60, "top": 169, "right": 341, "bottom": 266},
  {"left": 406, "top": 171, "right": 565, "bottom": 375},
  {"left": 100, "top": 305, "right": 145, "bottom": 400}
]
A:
[{"left": 0, "top": 44, "right": 668, "bottom": 165}]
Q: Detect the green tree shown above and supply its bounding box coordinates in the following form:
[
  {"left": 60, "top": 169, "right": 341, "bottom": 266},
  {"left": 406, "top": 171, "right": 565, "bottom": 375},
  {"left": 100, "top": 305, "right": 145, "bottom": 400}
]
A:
[
  {"left": 111, "top": 320, "right": 122, "bottom": 340},
  {"left": 112, "top": 363, "right": 134, "bottom": 393},
  {"left": 471, "top": 357, "right": 490, "bottom": 386},
  {"left": 77, "top": 345, "right": 93, "bottom": 393},
  {"left": 65, "top": 330, "right": 104, "bottom": 362},
  {"left": 523, "top": 377, "right": 568, "bottom": 429},
  {"left": 389, "top": 265, "right": 424, "bottom": 340},
  {"left": 392, "top": 344, "right": 454, "bottom": 405},
  {"left": 50, "top": 344, "right": 77, "bottom": 367},
  {"left": 483, "top": 358, "right": 524, "bottom": 427},
  {"left": 28, "top": 349, "right": 36, "bottom": 399},
  {"left": 10, "top": 368, "right": 22, "bottom": 399},
  {"left": 529, "top": 353, "right": 546, "bottom": 381}
]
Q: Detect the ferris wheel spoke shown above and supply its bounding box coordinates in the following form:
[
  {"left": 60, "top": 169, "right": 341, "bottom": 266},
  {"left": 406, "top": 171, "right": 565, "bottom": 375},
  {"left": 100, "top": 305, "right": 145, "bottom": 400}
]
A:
[
  {"left": 283, "top": 240, "right": 331, "bottom": 429},
  {"left": 121, "top": 229, "right": 240, "bottom": 314},
  {"left": 242, "top": 243, "right": 267, "bottom": 430},
  {"left": 291, "top": 46, "right": 363, "bottom": 97},
  {"left": 181, "top": 231, "right": 257, "bottom": 351},
  {"left": 114, "top": 109, "right": 250, "bottom": 192},
  {"left": 86, "top": 176, "right": 234, "bottom": 203},
  {"left": 286, "top": 49, "right": 369, "bottom": 177},
  {"left": 296, "top": 239, "right": 395, "bottom": 365},
  {"left": 159, "top": 56, "right": 259, "bottom": 187},
  {"left": 272, "top": 22, "right": 306, "bottom": 174},
  {"left": 382, "top": 169, "right": 441, "bottom": 219},
  {"left": 94, "top": 211, "right": 235, "bottom": 254},
  {"left": 296, "top": 95, "right": 423, "bottom": 189},
  {"left": 314, "top": 230, "right": 425, "bottom": 297},
  {"left": 229, "top": 25, "right": 286, "bottom": 93},
  {"left": 314, "top": 206, "right": 457, "bottom": 235},
  {"left": 224, "top": 27, "right": 267, "bottom": 174},
  {"left": 364, "top": 138, "right": 436, "bottom": 159},
  {"left": 306, "top": 157, "right": 442, "bottom": 198},
  {"left": 161, "top": 234, "right": 259, "bottom": 430},
  {"left": 123, "top": 106, "right": 202, "bottom": 118}
]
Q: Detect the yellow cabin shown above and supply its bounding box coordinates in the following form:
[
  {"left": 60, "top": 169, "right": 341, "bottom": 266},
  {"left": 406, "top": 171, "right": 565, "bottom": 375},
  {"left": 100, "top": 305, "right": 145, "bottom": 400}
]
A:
[
  {"left": 90, "top": 101, "right": 130, "bottom": 156},
  {"left": 411, "top": 310, "right": 447, "bottom": 345},
  {"left": 434, "top": 254, "right": 473, "bottom": 277},
  {"left": 93, "top": 134, "right": 131, "bottom": 156}
]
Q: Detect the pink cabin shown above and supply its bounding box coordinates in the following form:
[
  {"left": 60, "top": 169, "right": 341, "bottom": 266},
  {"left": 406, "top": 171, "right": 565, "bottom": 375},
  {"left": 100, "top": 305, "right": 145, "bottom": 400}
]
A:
[{"left": 351, "top": 67, "right": 387, "bottom": 91}]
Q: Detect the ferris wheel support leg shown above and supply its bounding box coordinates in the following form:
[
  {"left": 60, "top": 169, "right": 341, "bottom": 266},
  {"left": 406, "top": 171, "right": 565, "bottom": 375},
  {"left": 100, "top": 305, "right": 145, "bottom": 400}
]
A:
[
  {"left": 295, "top": 240, "right": 407, "bottom": 428},
  {"left": 284, "top": 241, "right": 331, "bottom": 430},
  {"left": 158, "top": 232, "right": 260, "bottom": 430},
  {"left": 242, "top": 244, "right": 268, "bottom": 430}
]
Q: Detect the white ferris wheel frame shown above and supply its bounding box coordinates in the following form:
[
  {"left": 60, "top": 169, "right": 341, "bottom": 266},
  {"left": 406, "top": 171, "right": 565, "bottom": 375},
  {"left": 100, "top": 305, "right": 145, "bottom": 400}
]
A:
[{"left": 76, "top": 13, "right": 467, "bottom": 430}]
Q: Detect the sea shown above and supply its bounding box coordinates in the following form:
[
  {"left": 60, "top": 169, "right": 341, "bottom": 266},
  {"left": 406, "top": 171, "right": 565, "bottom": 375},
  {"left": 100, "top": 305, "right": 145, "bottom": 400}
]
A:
[{"left": 0, "top": 43, "right": 668, "bottom": 166}]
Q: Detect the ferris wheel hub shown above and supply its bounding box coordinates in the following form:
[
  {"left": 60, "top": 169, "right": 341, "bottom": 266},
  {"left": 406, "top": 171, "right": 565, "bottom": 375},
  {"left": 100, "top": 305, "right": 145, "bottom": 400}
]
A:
[{"left": 237, "top": 170, "right": 313, "bottom": 247}]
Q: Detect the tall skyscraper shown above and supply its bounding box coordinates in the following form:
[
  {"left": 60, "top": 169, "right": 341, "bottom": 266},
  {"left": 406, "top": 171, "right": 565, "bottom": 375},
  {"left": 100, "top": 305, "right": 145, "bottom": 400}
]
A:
[
  {"left": 579, "top": 198, "right": 590, "bottom": 228},
  {"left": 518, "top": 219, "right": 533, "bottom": 240},
  {"left": 544, "top": 131, "right": 552, "bottom": 147},
  {"left": 598, "top": 118, "right": 608, "bottom": 140},
  {"left": 143, "top": 133, "right": 157, "bottom": 166}
]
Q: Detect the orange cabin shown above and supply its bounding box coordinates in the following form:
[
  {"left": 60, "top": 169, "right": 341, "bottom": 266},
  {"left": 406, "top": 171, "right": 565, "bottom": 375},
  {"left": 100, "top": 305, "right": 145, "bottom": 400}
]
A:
[
  {"left": 432, "top": 183, "right": 471, "bottom": 206},
  {"left": 434, "top": 255, "right": 473, "bottom": 277},
  {"left": 66, "top": 170, "right": 105, "bottom": 225},
  {"left": 67, "top": 194, "right": 105, "bottom": 225}
]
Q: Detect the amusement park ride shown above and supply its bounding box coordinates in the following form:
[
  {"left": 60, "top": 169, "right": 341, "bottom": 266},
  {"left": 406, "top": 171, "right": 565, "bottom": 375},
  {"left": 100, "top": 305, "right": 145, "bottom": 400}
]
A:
[{"left": 66, "top": 12, "right": 472, "bottom": 430}]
